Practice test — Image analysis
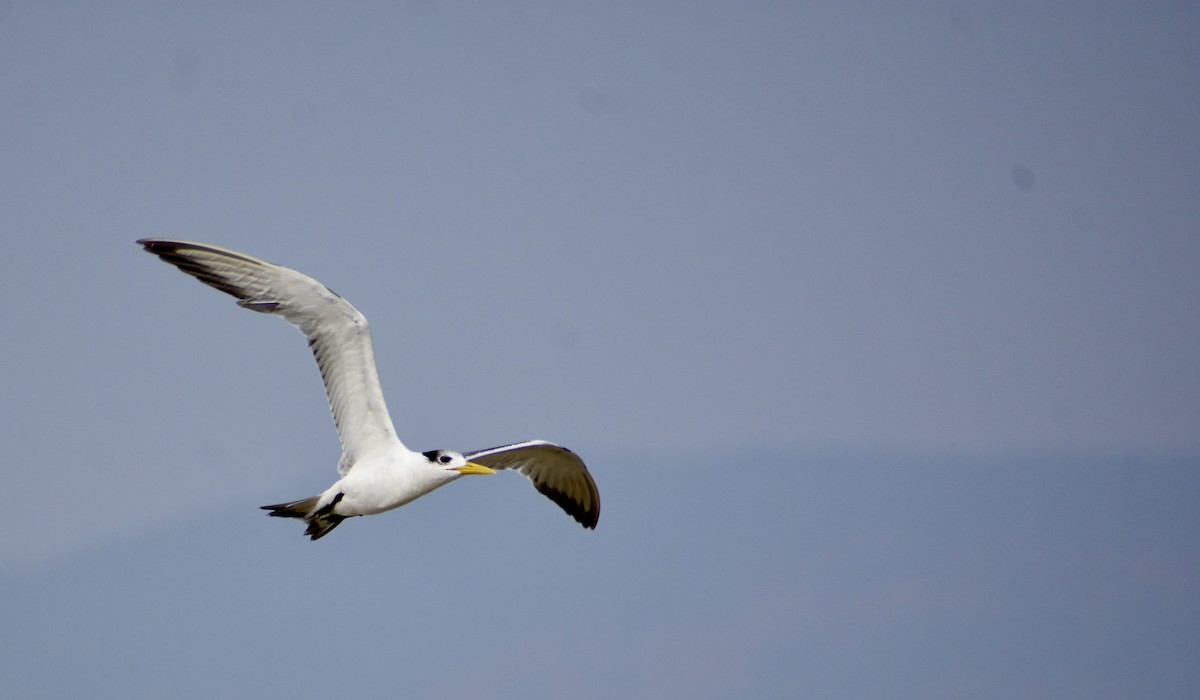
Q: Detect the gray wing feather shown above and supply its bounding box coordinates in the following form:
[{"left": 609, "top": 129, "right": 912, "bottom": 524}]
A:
[
  {"left": 138, "top": 239, "right": 403, "bottom": 472},
  {"left": 464, "top": 440, "right": 600, "bottom": 529}
]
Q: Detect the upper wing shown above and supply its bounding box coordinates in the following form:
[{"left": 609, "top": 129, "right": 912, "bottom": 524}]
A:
[
  {"left": 138, "top": 239, "right": 404, "bottom": 471},
  {"left": 464, "top": 440, "right": 600, "bottom": 529}
]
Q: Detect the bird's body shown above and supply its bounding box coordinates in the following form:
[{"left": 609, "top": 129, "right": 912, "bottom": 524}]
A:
[
  {"left": 267, "top": 449, "right": 459, "bottom": 540},
  {"left": 139, "top": 239, "right": 599, "bottom": 539}
]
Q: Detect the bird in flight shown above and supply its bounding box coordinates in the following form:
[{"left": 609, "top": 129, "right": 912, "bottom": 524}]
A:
[{"left": 138, "top": 239, "right": 599, "bottom": 540}]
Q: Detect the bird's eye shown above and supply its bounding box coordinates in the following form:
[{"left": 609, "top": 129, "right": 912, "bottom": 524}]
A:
[{"left": 438, "top": 453, "right": 452, "bottom": 464}]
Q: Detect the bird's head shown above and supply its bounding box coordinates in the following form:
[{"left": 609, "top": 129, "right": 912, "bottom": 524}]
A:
[{"left": 422, "top": 450, "right": 496, "bottom": 478}]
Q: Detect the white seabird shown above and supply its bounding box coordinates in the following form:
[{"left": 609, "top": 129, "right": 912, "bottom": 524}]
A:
[{"left": 138, "top": 239, "right": 599, "bottom": 540}]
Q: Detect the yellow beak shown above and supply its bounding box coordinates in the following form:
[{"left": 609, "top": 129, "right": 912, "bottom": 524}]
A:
[{"left": 453, "top": 462, "right": 496, "bottom": 476}]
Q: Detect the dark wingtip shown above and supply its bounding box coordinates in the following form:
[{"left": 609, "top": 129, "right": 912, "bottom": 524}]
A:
[
  {"left": 137, "top": 238, "right": 193, "bottom": 263},
  {"left": 137, "top": 238, "right": 174, "bottom": 252},
  {"left": 538, "top": 484, "right": 599, "bottom": 530},
  {"left": 576, "top": 500, "right": 599, "bottom": 529}
]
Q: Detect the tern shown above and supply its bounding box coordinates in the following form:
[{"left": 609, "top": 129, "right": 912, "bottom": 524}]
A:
[{"left": 138, "top": 239, "right": 599, "bottom": 540}]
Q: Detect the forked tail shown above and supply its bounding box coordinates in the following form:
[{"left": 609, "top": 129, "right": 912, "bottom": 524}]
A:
[{"left": 261, "top": 495, "right": 345, "bottom": 541}]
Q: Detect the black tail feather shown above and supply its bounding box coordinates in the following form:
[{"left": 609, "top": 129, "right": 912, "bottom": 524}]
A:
[
  {"left": 261, "top": 496, "right": 320, "bottom": 520},
  {"left": 261, "top": 495, "right": 345, "bottom": 541}
]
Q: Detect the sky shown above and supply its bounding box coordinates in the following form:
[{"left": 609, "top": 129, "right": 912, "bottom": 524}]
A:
[{"left": 1, "top": 2, "right": 1198, "bottom": 698}]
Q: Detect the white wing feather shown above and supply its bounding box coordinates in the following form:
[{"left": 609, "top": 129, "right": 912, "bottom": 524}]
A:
[{"left": 139, "top": 239, "right": 402, "bottom": 472}]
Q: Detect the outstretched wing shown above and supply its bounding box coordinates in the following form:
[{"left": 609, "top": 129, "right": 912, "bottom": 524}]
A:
[
  {"left": 464, "top": 440, "right": 600, "bottom": 529},
  {"left": 138, "top": 239, "right": 403, "bottom": 471}
]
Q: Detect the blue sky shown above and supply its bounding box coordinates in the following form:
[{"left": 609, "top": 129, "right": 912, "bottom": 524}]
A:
[{"left": 1, "top": 2, "right": 1198, "bottom": 697}]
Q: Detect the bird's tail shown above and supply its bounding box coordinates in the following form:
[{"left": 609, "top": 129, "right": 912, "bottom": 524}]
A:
[{"left": 261, "top": 495, "right": 344, "bottom": 541}]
